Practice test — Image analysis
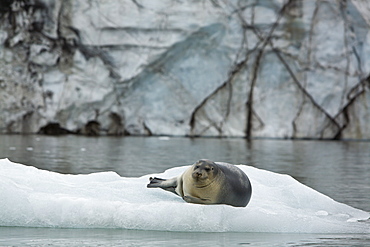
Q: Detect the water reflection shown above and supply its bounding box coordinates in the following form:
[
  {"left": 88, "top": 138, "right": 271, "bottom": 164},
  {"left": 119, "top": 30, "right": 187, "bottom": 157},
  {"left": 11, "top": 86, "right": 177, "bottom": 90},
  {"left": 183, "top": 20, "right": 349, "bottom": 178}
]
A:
[
  {"left": 1, "top": 227, "right": 369, "bottom": 247},
  {"left": 0, "top": 135, "right": 369, "bottom": 211}
]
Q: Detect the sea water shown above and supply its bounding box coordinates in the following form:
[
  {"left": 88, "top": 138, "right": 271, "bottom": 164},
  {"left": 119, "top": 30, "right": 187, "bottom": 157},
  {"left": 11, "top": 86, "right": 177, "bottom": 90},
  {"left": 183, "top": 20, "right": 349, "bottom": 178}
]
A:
[{"left": 0, "top": 135, "right": 369, "bottom": 246}]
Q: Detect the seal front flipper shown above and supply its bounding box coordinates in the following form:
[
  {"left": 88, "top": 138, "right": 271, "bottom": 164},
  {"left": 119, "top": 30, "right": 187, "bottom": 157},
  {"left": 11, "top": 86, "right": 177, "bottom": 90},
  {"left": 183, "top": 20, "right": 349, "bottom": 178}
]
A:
[
  {"left": 147, "top": 177, "right": 178, "bottom": 194},
  {"left": 183, "top": 195, "right": 211, "bottom": 204}
]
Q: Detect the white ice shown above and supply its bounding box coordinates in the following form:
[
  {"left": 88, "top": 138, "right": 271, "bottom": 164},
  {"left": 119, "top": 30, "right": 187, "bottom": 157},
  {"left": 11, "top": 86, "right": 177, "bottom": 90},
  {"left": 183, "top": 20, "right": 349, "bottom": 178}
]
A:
[{"left": 0, "top": 158, "right": 369, "bottom": 233}]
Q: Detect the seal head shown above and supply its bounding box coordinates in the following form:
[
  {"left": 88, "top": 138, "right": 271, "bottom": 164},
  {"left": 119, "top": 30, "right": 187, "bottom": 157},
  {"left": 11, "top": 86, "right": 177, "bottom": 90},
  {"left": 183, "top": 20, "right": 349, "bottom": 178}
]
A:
[{"left": 191, "top": 159, "right": 219, "bottom": 186}]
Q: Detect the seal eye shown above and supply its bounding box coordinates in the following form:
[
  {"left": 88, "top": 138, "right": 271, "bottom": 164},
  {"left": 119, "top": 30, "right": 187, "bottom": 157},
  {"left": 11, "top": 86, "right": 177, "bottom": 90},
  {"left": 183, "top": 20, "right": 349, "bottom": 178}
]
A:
[
  {"left": 195, "top": 165, "right": 200, "bottom": 169},
  {"left": 204, "top": 168, "right": 210, "bottom": 172}
]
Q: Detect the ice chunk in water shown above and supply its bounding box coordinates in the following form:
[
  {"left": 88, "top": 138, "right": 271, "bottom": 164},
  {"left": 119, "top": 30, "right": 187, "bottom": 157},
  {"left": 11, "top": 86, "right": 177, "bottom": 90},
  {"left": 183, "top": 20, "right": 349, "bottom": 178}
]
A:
[{"left": 0, "top": 158, "right": 369, "bottom": 233}]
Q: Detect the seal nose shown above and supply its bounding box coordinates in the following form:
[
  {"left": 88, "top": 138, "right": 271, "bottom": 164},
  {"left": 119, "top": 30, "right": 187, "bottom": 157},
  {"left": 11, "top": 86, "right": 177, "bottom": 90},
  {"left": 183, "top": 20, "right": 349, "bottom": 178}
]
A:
[{"left": 193, "top": 171, "right": 202, "bottom": 178}]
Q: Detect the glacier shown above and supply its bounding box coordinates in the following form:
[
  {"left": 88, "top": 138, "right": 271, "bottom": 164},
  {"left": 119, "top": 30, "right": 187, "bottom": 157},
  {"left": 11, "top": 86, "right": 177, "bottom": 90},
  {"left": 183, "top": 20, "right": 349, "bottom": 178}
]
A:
[
  {"left": 0, "top": 158, "right": 369, "bottom": 233},
  {"left": 0, "top": 0, "right": 370, "bottom": 139}
]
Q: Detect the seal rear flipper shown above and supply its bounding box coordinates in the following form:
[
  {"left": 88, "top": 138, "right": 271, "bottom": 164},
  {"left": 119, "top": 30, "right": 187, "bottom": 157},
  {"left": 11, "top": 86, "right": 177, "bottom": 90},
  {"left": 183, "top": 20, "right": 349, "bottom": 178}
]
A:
[
  {"left": 147, "top": 177, "right": 177, "bottom": 194},
  {"left": 147, "top": 177, "right": 166, "bottom": 187},
  {"left": 147, "top": 177, "right": 165, "bottom": 186}
]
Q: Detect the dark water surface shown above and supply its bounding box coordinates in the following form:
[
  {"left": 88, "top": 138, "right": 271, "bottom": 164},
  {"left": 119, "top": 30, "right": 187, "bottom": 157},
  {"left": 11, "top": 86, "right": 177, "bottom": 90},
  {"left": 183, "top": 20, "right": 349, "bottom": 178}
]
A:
[{"left": 0, "top": 135, "right": 369, "bottom": 246}]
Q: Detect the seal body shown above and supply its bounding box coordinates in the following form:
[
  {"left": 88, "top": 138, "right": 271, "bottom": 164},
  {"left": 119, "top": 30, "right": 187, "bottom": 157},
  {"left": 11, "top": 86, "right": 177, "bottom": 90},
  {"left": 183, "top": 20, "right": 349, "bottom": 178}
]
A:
[{"left": 147, "top": 159, "right": 252, "bottom": 207}]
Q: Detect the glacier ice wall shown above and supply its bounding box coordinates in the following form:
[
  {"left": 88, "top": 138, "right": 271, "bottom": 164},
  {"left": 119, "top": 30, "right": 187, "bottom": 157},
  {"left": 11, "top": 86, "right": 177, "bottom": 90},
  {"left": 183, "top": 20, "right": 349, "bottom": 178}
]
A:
[{"left": 0, "top": 0, "right": 369, "bottom": 139}]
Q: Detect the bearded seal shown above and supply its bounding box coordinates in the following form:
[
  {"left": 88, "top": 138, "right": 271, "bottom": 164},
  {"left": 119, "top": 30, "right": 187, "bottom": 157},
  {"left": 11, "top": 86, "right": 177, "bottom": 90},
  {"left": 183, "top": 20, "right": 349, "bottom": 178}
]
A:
[{"left": 147, "top": 159, "right": 252, "bottom": 207}]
